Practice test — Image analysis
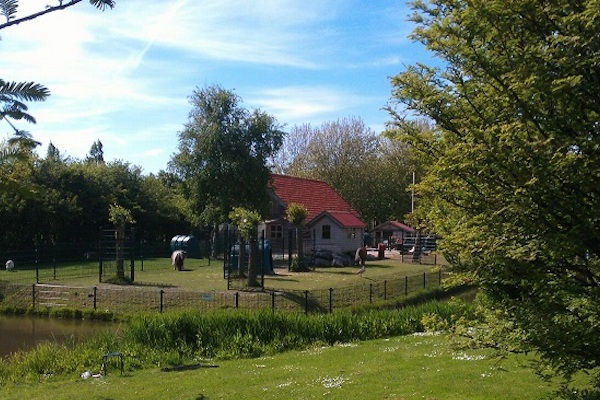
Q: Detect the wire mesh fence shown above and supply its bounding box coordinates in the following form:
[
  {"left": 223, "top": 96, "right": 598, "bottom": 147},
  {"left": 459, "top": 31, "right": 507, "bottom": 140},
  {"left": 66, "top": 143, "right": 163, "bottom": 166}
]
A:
[{"left": 0, "top": 270, "right": 444, "bottom": 315}]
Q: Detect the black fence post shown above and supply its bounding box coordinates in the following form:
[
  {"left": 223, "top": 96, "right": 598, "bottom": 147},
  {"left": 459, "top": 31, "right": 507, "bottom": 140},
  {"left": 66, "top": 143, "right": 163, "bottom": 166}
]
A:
[
  {"left": 405, "top": 276, "right": 408, "bottom": 296},
  {"left": 31, "top": 283, "right": 35, "bottom": 308},
  {"left": 98, "top": 230, "right": 103, "bottom": 284},
  {"left": 159, "top": 289, "right": 164, "bottom": 313},
  {"left": 35, "top": 247, "right": 39, "bottom": 284},
  {"left": 369, "top": 283, "right": 373, "bottom": 304},
  {"left": 261, "top": 230, "right": 265, "bottom": 288},
  {"left": 271, "top": 291, "right": 275, "bottom": 312},
  {"left": 93, "top": 286, "right": 97, "bottom": 310},
  {"left": 423, "top": 272, "right": 426, "bottom": 288},
  {"left": 130, "top": 229, "right": 135, "bottom": 282},
  {"left": 288, "top": 229, "right": 293, "bottom": 271},
  {"left": 52, "top": 244, "right": 57, "bottom": 280},
  {"left": 328, "top": 288, "right": 333, "bottom": 313},
  {"left": 304, "top": 290, "right": 309, "bottom": 314},
  {"left": 235, "top": 292, "right": 239, "bottom": 309},
  {"left": 439, "top": 269, "right": 442, "bottom": 286},
  {"left": 384, "top": 280, "right": 387, "bottom": 301},
  {"left": 140, "top": 240, "right": 144, "bottom": 272}
]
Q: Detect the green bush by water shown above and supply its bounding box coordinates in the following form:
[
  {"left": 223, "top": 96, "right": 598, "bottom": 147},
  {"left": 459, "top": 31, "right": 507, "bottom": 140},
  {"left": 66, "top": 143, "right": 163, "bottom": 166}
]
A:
[{"left": 0, "top": 299, "right": 471, "bottom": 383}]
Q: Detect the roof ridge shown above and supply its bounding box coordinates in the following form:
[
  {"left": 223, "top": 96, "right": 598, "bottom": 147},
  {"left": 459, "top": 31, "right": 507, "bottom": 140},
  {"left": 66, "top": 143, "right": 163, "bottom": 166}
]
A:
[{"left": 270, "top": 173, "right": 330, "bottom": 185}]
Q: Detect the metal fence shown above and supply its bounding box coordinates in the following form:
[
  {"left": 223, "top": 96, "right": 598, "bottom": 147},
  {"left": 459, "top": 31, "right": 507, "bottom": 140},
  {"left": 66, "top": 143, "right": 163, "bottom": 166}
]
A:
[{"left": 0, "top": 270, "right": 443, "bottom": 314}]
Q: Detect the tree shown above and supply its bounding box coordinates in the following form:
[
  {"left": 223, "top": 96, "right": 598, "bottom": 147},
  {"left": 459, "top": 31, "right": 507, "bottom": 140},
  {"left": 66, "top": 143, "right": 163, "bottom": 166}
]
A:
[
  {"left": 280, "top": 117, "right": 418, "bottom": 224},
  {"left": 87, "top": 139, "right": 104, "bottom": 164},
  {"left": 285, "top": 203, "right": 308, "bottom": 269},
  {"left": 170, "top": 85, "right": 284, "bottom": 228},
  {"left": 108, "top": 203, "right": 134, "bottom": 281},
  {"left": 386, "top": 0, "right": 600, "bottom": 385},
  {"left": 228, "top": 207, "right": 262, "bottom": 287},
  {"left": 0, "top": 0, "right": 114, "bottom": 30}
]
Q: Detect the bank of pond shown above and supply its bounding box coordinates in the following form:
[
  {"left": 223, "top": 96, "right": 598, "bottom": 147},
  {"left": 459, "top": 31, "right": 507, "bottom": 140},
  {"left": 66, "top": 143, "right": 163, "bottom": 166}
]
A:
[{"left": 0, "top": 295, "right": 474, "bottom": 384}]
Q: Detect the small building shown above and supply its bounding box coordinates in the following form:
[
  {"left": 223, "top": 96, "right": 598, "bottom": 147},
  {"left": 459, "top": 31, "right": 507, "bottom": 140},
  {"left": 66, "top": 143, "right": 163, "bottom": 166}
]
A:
[
  {"left": 262, "top": 174, "right": 366, "bottom": 254},
  {"left": 372, "top": 220, "right": 416, "bottom": 247}
]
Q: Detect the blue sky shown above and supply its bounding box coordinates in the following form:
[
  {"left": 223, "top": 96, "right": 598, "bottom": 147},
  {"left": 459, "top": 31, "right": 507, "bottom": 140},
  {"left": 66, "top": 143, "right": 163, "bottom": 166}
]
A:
[{"left": 1, "top": 0, "right": 436, "bottom": 174}]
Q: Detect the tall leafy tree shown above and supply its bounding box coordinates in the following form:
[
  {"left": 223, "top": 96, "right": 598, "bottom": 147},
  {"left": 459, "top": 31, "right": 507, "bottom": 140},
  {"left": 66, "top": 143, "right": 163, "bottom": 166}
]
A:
[
  {"left": 285, "top": 203, "right": 308, "bottom": 267},
  {"left": 281, "top": 117, "right": 418, "bottom": 224},
  {"left": 386, "top": 0, "right": 600, "bottom": 384},
  {"left": 170, "top": 85, "right": 284, "bottom": 227}
]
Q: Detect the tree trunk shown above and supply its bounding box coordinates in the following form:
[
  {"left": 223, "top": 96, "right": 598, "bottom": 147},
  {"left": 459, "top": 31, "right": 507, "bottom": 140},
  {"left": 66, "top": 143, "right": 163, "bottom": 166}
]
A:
[
  {"left": 296, "top": 226, "right": 304, "bottom": 266},
  {"left": 211, "top": 224, "right": 218, "bottom": 259},
  {"left": 115, "top": 227, "right": 125, "bottom": 279},
  {"left": 247, "top": 231, "right": 258, "bottom": 287},
  {"left": 237, "top": 232, "right": 245, "bottom": 276}
]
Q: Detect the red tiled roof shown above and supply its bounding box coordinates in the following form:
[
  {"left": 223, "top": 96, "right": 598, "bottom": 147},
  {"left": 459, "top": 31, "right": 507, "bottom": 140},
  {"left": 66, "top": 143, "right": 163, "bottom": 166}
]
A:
[
  {"left": 326, "top": 211, "right": 366, "bottom": 228},
  {"left": 373, "top": 220, "right": 415, "bottom": 233},
  {"left": 269, "top": 174, "right": 365, "bottom": 227}
]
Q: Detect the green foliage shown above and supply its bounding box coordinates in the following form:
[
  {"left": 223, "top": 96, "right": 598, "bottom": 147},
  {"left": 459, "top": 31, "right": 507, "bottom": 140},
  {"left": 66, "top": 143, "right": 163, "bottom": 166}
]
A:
[
  {"left": 228, "top": 207, "right": 261, "bottom": 240},
  {"left": 386, "top": 0, "right": 600, "bottom": 383},
  {"left": 170, "top": 85, "right": 284, "bottom": 228},
  {"left": 290, "top": 256, "right": 310, "bottom": 272},
  {"left": 108, "top": 203, "right": 135, "bottom": 226},
  {"left": 0, "top": 301, "right": 467, "bottom": 383},
  {"left": 285, "top": 202, "right": 307, "bottom": 226},
  {"left": 278, "top": 117, "right": 420, "bottom": 222},
  {"left": 0, "top": 155, "right": 188, "bottom": 250}
]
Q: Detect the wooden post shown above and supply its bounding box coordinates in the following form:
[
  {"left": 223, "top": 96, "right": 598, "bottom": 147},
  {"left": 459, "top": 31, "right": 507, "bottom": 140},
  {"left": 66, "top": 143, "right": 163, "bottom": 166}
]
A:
[
  {"left": 423, "top": 272, "right": 426, "bottom": 288},
  {"left": 93, "top": 286, "right": 97, "bottom": 310},
  {"left": 235, "top": 292, "right": 239, "bottom": 309}
]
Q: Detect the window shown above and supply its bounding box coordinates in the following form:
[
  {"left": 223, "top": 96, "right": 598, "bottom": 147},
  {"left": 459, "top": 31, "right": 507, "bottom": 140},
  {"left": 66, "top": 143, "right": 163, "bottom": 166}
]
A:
[
  {"left": 270, "top": 225, "right": 282, "bottom": 239},
  {"left": 322, "top": 225, "right": 331, "bottom": 239}
]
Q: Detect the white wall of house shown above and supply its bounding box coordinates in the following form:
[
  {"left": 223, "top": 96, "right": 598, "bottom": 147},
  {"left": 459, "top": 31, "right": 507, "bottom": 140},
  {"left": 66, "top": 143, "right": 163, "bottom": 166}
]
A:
[{"left": 308, "top": 216, "right": 364, "bottom": 253}]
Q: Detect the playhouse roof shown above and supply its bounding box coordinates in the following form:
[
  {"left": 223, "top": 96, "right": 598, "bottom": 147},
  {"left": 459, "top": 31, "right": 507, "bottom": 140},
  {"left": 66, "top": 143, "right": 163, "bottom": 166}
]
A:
[{"left": 269, "top": 174, "right": 366, "bottom": 228}]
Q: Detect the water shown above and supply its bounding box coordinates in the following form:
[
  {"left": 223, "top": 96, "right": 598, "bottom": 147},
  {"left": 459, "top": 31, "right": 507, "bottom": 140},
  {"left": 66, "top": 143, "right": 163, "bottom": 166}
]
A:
[{"left": 0, "top": 314, "right": 120, "bottom": 359}]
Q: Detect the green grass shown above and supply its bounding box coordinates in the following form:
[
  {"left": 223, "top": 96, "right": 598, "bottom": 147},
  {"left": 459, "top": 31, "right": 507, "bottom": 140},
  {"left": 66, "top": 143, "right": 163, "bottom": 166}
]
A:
[
  {"left": 1, "top": 257, "right": 435, "bottom": 292},
  {"left": 0, "top": 334, "right": 567, "bottom": 400}
]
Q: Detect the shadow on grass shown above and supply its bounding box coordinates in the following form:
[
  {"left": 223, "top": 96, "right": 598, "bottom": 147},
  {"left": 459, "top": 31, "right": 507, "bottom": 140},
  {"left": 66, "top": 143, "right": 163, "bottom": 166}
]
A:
[{"left": 161, "top": 363, "right": 219, "bottom": 372}]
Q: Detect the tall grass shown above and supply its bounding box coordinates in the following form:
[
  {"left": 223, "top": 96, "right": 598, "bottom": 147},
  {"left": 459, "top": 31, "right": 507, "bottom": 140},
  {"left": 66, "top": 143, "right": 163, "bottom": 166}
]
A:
[{"left": 0, "top": 299, "right": 472, "bottom": 383}]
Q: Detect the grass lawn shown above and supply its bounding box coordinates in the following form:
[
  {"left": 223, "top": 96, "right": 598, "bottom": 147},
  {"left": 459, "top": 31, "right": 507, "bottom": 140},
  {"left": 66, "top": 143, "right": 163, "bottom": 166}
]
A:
[
  {"left": 0, "top": 334, "right": 564, "bottom": 400},
  {"left": 2, "top": 258, "right": 436, "bottom": 292}
]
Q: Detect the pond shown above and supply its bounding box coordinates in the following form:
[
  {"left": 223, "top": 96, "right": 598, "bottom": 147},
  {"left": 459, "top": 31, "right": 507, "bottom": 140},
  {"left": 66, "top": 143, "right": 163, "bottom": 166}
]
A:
[{"left": 0, "top": 314, "right": 120, "bottom": 359}]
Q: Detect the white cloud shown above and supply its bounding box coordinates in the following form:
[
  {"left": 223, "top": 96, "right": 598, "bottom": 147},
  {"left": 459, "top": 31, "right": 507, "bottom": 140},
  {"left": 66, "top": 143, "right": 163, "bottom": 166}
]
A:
[{"left": 249, "top": 86, "right": 374, "bottom": 124}]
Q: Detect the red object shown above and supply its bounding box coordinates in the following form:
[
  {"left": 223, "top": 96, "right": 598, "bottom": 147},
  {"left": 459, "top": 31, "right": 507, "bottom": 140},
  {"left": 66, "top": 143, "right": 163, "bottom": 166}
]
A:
[
  {"left": 378, "top": 243, "right": 386, "bottom": 259},
  {"left": 269, "top": 174, "right": 366, "bottom": 228}
]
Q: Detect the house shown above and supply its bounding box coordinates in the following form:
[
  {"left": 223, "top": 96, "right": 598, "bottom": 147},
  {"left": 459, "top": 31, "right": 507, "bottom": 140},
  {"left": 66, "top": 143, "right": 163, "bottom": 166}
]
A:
[
  {"left": 261, "top": 174, "right": 366, "bottom": 255},
  {"left": 372, "top": 220, "right": 416, "bottom": 247}
]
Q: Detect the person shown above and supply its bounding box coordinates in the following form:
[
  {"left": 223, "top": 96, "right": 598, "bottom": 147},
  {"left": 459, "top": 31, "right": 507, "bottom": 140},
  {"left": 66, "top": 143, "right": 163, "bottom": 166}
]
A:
[
  {"left": 355, "top": 245, "right": 367, "bottom": 274},
  {"left": 171, "top": 250, "right": 185, "bottom": 271}
]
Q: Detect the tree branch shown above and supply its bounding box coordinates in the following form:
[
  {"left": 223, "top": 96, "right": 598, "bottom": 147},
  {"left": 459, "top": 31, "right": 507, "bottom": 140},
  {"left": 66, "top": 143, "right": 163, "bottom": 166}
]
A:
[{"left": 0, "top": 0, "right": 83, "bottom": 30}]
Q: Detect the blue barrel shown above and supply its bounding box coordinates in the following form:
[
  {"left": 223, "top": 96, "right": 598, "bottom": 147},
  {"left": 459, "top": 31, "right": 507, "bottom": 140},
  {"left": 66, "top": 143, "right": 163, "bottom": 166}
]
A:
[{"left": 169, "top": 235, "right": 201, "bottom": 258}]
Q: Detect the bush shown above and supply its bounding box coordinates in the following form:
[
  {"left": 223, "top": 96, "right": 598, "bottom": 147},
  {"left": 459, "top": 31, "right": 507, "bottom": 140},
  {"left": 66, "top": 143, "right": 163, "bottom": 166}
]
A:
[{"left": 290, "top": 256, "right": 311, "bottom": 272}]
